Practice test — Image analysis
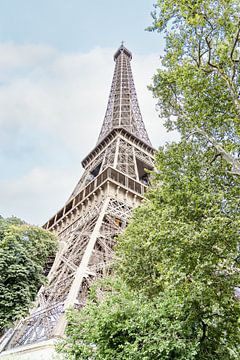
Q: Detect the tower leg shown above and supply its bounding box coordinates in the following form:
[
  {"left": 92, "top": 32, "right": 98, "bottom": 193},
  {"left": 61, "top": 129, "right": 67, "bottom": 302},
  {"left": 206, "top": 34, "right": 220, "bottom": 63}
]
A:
[{"left": 53, "top": 197, "right": 110, "bottom": 337}]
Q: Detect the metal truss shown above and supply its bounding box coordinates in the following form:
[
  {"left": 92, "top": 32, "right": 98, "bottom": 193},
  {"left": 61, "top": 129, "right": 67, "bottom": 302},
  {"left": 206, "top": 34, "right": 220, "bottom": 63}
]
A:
[
  {"left": 69, "top": 134, "right": 154, "bottom": 201},
  {"left": 69, "top": 150, "right": 106, "bottom": 199},
  {"left": 3, "top": 197, "right": 133, "bottom": 350},
  {"left": 97, "top": 44, "right": 151, "bottom": 146},
  {"left": 117, "top": 139, "right": 137, "bottom": 179},
  {"left": 101, "top": 140, "right": 117, "bottom": 172}
]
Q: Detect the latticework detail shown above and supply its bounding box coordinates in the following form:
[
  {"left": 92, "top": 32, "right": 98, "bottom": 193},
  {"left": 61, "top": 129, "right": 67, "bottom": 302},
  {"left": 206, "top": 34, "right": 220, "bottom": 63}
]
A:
[
  {"left": 97, "top": 45, "right": 151, "bottom": 146},
  {"left": 3, "top": 198, "right": 134, "bottom": 349}
]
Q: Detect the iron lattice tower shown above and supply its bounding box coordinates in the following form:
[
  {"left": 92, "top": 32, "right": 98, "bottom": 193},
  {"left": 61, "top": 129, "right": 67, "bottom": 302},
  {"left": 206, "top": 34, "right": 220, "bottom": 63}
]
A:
[{"left": 0, "top": 45, "right": 155, "bottom": 358}]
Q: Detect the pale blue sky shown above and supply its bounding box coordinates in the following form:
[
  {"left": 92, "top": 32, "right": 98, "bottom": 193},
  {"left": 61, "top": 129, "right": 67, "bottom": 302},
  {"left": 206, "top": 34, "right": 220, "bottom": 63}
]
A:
[
  {"left": 0, "top": 1, "right": 175, "bottom": 225},
  {"left": 0, "top": 1, "right": 161, "bottom": 53}
]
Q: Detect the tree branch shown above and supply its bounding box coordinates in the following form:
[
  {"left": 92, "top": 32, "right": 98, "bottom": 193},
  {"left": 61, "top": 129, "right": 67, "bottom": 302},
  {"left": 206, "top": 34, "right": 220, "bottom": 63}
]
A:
[
  {"left": 210, "top": 153, "right": 221, "bottom": 165},
  {"left": 205, "top": 36, "right": 218, "bottom": 70},
  {"left": 189, "top": 127, "right": 240, "bottom": 176},
  {"left": 200, "top": 320, "right": 207, "bottom": 343},
  {"left": 203, "top": 31, "right": 240, "bottom": 113},
  {"left": 231, "top": 22, "right": 240, "bottom": 62}
]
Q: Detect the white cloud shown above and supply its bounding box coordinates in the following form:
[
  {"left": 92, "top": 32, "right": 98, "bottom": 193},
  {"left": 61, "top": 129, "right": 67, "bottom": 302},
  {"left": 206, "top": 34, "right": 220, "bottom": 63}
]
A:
[
  {"left": 0, "top": 43, "right": 178, "bottom": 225},
  {"left": 0, "top": 43, "right": 56, "bottom": 70},
  {"left": 0, "top": 167, "right": 76, "bottom": 225}
]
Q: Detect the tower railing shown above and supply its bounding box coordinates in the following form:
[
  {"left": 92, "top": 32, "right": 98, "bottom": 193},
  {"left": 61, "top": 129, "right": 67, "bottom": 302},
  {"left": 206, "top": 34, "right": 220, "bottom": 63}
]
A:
[{"left": 44, "top": 166, "right": 147, "bottom": 231}]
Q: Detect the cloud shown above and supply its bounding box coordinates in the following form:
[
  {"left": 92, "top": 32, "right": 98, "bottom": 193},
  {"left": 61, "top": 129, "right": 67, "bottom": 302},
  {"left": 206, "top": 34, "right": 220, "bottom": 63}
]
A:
[
  {"left": 0, "top": 167, "right": 76, "bottom": 225},
  {"left": 0, "top": 43, "right": 178, "bottom": 225},
  {"left": 0, "top": 43, "right": 56, "bottom": 70}
]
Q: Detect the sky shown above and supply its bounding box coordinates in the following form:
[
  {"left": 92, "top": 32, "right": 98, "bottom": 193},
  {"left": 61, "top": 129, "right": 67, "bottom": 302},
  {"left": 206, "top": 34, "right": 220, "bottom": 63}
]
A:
[{"left": 0, "top": 1, "right": 177, "bottom": 225}]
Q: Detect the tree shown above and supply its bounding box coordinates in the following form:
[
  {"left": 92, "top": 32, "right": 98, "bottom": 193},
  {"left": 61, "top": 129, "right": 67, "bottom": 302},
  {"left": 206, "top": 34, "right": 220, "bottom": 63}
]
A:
[
  {"left": 148, "top": 0, "right": 240, "bottom": 175},
  {"left": 0, "top": 216, "right": 57, "bottom": 336},
  {"left": 58, "top": 1, "right": 240, "bottom": 358},
  {"left": 59, "top": 143, "right": 240, "bottom": 359}
]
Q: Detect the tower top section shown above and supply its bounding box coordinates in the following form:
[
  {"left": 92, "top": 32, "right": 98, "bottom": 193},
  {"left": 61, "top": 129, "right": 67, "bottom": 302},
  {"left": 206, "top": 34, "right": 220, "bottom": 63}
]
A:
[
  {"left": 97, "top": 44, "right": 151, "bottom": 146},
  {"left": 114, "top": 43, "right": 132, "bottom": 61}
]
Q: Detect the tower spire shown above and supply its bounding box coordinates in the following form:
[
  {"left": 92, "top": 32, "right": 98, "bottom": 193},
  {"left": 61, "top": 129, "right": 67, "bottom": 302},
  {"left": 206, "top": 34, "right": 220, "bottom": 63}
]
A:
[{"left": 97, "top": 44, "right": 151, "bottom": 146}]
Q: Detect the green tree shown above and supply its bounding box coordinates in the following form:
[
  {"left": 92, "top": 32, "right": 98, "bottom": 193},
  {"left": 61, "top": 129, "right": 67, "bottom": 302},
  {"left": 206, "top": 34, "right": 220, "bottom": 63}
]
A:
[
  {"left": 0, "top": 217, "right": 57, "bottom": 336},
  {"left": 149, "top": 0, "right": 240, "bottom": 174},
  {"left": 58, "top": 1, "right": 240, "bottom": 358},
  {"left": 59, "top": 143, "right": 240, "bottom": 359}
]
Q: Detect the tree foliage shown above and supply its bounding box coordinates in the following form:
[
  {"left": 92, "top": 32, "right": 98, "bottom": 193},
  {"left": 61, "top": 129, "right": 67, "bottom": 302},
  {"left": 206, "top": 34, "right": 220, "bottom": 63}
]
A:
[
  {"left": 0, "top": 216, "right": 57, "bottom": 336},
  {"left": 59, "top": 142, "right": 240, "bottom": 359},
  {"left": 58, "top": 1, "right": 240, "bottom": 359},
  {"left": 149, "top": 0, "right": 240, "bottom": 174}
]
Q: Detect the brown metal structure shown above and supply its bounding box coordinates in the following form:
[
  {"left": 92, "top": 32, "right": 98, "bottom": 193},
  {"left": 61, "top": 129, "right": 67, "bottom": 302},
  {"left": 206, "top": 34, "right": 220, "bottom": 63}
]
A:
[{"left": 0, "top": 44, "right": 154, "bottom": 356}]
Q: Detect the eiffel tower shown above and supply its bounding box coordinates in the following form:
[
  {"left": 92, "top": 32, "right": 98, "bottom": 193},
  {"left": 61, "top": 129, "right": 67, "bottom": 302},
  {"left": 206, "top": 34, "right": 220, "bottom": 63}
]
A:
[{"left": 0, "top": 44, "right": 155, "bottom": 359}]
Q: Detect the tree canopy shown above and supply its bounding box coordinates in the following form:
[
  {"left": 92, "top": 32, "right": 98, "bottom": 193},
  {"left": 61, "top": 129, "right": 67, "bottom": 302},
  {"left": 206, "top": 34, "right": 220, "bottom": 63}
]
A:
[
  {"left": 58, "top": 1, "right": 240, "bottom": 359},
  {"left": 149, "top": 0, "right": 240, "bottom": 174},
  {"left": 59, "top": 142, "right": 240, "bottom": 359},
  {"left": 0, "top": 216, "right": 57, "bottom": 336}
]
